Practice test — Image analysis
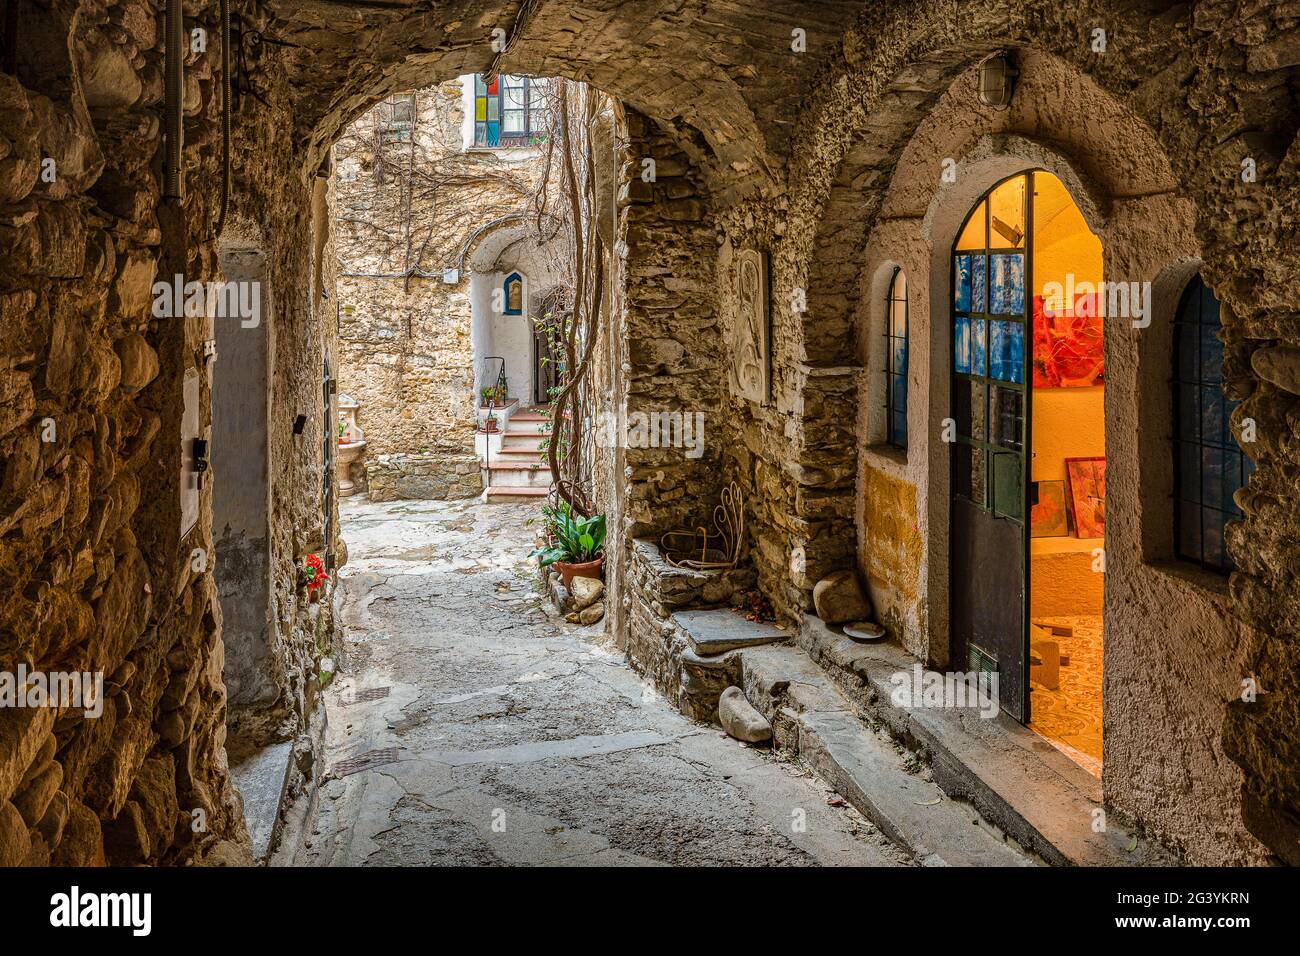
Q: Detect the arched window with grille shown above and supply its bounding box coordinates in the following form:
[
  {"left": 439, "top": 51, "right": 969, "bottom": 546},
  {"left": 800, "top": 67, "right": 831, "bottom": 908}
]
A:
[
  {"left": 1172, "top": 274, "right": 1253, "bottom": 572},
  {"left": 885, "top": 268, "right": 909, "bottom": 448}
]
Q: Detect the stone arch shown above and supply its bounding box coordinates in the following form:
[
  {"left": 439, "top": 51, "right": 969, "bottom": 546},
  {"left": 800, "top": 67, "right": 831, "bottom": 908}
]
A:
[
  {"left": 792, "top": 34, "right": 1290, "bottom": 862},
  {"left": 802, "top": 44, "right": 1180, "bottom": 369},
  {"left": 465, "top": 217, "right": 566, "bottom": 405},
  {"left": 778, "top": 41, "right": 1192, "bottom": 626},
  {"left": 264, "top": 1, "right": 869, "bottom": 192}
]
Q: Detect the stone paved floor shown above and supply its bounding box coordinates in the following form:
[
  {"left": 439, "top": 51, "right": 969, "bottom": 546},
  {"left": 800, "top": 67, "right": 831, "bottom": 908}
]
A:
[{"left": 274, "top": 496, "right": 905, "bottom": 866}]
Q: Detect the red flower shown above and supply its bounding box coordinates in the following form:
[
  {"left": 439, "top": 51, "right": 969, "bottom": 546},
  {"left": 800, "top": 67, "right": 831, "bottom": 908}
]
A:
[{"left": 302, "top": 553, "right": 328, "bottom": 590}]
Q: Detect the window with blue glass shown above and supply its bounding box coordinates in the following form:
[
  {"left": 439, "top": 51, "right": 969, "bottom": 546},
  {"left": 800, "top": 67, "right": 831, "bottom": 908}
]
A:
[
  {"left": 952, "top": 174, "right": 1027, "bottom": 518},
  {"left": 503, "top": 272, "right": 523, "bottom": 315},
  {"left": 1172, "top": 274, "right": 1253, "bottom": 573},
  {"left": 474, "top": 75, "right": 547, "bottom": 148},
  {"left": 886, "top": 268, "right": 909, "bottom": 448}
]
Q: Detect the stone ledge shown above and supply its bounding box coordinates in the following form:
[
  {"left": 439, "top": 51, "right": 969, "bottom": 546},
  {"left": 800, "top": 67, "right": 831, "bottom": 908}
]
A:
[
  {"left": 673, "top": 607, "right": 788, "bottom": 656},
  {"left": 796, "top": 616, "right": 1181, "bottom": 867},
  {"left": 365, "top": 452, "right": 483, "bottom": 502},
  {"left": 670, "top": 634, "right": 1035, "bottom": 865}
]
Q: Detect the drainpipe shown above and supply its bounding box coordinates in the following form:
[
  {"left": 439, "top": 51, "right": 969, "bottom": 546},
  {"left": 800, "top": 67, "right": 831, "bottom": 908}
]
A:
[
  {"left": 162, "top": 0, "right": 184, "bottom": 205},
  {"left": 215, "top": 0, "right": 231, "bottom": 234}
]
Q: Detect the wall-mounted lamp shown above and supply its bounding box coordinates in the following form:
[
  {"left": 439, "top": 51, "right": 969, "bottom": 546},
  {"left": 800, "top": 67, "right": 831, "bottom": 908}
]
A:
[{"left": 978, "top": 53, "right": 1018, "bottom": 110}]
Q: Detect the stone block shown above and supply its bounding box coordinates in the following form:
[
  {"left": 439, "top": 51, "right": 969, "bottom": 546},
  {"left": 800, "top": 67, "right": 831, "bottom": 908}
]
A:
[
  {"left": 812, "top": 569, "right": 871, "bottom": 625},
  {"left": 718, "top": 686, "right": 772, "bottom": 743}
]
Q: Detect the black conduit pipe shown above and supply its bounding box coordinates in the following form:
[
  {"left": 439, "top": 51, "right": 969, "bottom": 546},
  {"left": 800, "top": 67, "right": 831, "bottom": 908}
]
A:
[
  {"left": 163, "top": 0, "right": 184, "bottom": 204},
  {"left": 215, "top": 0, "right": 231, "bottom": 235},
  {"left": 2, "top": 0, "right": 19, "bottom": 76}
]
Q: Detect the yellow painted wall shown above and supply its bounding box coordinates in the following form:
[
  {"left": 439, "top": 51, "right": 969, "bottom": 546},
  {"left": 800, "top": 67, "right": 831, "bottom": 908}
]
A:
[
  {"left": 1029, "top": 173, "right": 1104, "bottom": 616},
  {"left": 1031, "top": 386, "right": 1105, "bottom": 484},
  {"left": 860, "top": 463, "right": 923, "bottom": 634},
  {"left": 1033, "top": 172, "right": 1103, "bottom": 294}
]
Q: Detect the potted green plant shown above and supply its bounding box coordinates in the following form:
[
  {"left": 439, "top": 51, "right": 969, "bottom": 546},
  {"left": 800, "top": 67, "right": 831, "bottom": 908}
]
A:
[
  {"left": 482, "top": 412, "right": 499, "bottom": 433},
  {"left": 481, "top": 385, "right": 497, "bottom": 408},
  {"left": 531, "top": 502, "right": 605, "bottom": 588}
]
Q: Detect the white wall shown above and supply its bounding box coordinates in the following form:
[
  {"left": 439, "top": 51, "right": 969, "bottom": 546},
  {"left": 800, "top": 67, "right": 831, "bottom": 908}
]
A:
[{"left": 470, "top": 269, "right": 533, "bottom": 402}]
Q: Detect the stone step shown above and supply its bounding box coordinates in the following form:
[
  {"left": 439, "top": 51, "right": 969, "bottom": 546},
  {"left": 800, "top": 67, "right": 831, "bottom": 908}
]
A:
[
  {"left": 674, "top": 608, "right": 788, "bottom": 656},
  {"left": 494, "top": 448, "right": 545, "bottom": 461},
  {"left": 485, "top": 459, "right": 549, "bottom": 471},
  {"left": 505, "top": 421, "right": 548, "bottom": 436},
  {"left": 796, "top": 616, "right": 1178, "bottom": 866},
  {"left": 511, "top": 411, "right": 547, "bottom": 423},
  {"left": 484, "top": 461, "right": 551, "bottom": 488},
  {"left": 734, "top": 643, "right": 1036, "bottom": 867},
  {"left": 227, "top": 740, "right": 295, "bottom": 863},
  {"left": 485, "top": 486, "right": 549, "bottom": 501}
]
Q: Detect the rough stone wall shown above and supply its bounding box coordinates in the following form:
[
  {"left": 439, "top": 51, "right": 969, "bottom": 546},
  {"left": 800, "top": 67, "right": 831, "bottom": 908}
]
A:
[
  {"left": 625, "top": 538, "right": 755, "bottom": 712},
  {"left": 365, "top": 452, "right": 481, "bottom": 503},
  {"left": 734, "top": 4, "right": 1299, "bottom": 864},
  {"left": 333, "top": 82, "right": 543, "bottom": 493},
  {"left": 221, "top": 22, "right": 340, "bottom": 753},
  {"left": 587, "top": 101, "right": 630, "bottom": 644},
  {"left": 620, "top": 110, "right": 724, "bottom": 539},
  {"left": 0, "top": 0, "right": 250, "bottom": 864}
]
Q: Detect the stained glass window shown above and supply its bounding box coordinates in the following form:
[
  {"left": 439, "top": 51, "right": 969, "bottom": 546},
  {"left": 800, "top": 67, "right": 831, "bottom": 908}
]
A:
[
  {"left": 952, "top": 173, "right": 1028, "bottom": 518},
  {"left": 886, "top": 269, "right": 908, "bottom": 448},
  {"left": 474, "top": 74, "right": 547, "bottom": 148},
  {"left": 1172, "top": 274, "right": 1253, "bottom": 573}
]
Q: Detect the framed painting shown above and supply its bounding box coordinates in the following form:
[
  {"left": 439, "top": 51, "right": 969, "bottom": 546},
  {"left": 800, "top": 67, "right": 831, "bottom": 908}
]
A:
[
  {"left": 1031, "top": 293, "right": 1105, "bottom": 388},
  {"left": 1065, "top": 457, "right": 1106, "bottom": 539},
  {"left": 1029, "top": 479, "right": 1069, "bottom": 537}
]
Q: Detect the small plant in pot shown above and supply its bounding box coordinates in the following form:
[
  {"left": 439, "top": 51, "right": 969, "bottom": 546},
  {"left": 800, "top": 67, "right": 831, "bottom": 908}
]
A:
[
  {"left": 481, "top": 412, "right": 499, "bottom": 433},
  {"left": 531, "top": 502, "right": 605, "bottom": 588}
]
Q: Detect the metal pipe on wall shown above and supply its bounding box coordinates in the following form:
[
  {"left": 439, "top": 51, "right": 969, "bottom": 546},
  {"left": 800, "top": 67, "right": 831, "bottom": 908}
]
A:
[
  {"left": 162, "top": 0, "right": 184, "bottom": 204},
  {"left": 215, "top": 0, "right": 231, "bottom": 233}
]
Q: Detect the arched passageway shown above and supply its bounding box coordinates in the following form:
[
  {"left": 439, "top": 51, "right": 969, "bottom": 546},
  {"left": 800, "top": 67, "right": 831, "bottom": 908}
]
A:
[{"left": 1, "top": 0, "right": 1298, "bottom": 872}]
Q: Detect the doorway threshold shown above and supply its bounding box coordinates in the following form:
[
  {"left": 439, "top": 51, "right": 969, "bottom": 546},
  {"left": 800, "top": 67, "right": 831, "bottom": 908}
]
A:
[{"left": 797, "top": 617, "right": 1179, "bottom": 866}]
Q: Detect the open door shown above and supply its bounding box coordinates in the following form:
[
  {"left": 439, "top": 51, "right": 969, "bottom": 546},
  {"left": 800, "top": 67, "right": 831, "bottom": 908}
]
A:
[{"left": 950, "top": 173, "right": 1031, "bottom": 721}]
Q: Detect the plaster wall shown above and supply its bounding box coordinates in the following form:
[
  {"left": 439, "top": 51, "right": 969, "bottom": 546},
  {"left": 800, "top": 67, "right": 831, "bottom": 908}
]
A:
[{"left": 212, "top": 246, "right": 275, "bottom": 710}]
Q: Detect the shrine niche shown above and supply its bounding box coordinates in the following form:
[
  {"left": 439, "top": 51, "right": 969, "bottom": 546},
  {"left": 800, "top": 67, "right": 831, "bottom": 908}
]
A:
[{"left": 730, "top": 248, "right": 770, "bottom": 405}]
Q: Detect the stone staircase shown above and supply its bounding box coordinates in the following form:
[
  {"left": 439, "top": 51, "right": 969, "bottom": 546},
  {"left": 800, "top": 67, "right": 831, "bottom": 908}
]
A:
[
  {"left": 484, "top": 408, "right": 553, "bottom": 502},
  {"left": 665, "top": 608, "right": 1178, "bottom": 866}
]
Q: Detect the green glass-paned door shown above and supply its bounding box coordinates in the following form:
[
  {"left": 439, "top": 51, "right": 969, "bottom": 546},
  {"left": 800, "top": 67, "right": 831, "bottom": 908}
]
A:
[
  {"left": 950, "top": 171, "right": 1032, "bottom": 723},
  {"left": 951, "top": 176, "right": 1028, "bottom": 524}
]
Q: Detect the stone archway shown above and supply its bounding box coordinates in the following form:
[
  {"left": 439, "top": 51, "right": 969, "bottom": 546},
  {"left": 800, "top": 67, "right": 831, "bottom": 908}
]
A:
[
  {"left": 4, "top": 0, "right": 1298, "bottom": 870},
  {"left": 798, "top": 43, "right": 1276, "bottom": 864}
]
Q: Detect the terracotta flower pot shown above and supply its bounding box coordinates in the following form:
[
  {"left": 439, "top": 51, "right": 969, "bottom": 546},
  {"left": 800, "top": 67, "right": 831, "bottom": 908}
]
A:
[{"left": 556, "top": 555, "right": 603, "bottom": 590}]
